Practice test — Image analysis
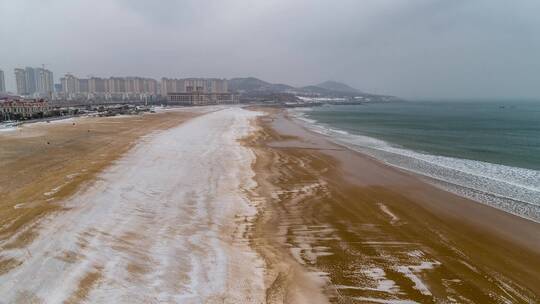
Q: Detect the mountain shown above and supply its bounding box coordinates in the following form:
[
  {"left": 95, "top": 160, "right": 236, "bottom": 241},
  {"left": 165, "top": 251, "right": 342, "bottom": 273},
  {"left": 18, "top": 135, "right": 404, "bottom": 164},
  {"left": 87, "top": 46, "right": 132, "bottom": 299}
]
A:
[
  {"left": 227, "top": 77, "right": 398, "bottom": 101},
  {"left": 298, "top": 85, "right": 336, "bottom": 95},
  {"left": 298, "top": 82, "right": 362, "bottom": 97},
  {"left": 313, "top": 80, "right": 362, "bottom": 94},
  {"left": 228, "top": 77, "right": 269, "bottom": 91},
  {"left": 228, "top": 77, "right": 295, "bottom": 93}
]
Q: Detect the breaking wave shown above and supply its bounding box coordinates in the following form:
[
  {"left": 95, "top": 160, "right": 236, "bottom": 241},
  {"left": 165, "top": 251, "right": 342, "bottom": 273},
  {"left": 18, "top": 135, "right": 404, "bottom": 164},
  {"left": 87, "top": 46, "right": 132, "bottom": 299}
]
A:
[{"left": 291, "top": 109, "right": 540, "bottom": 222}]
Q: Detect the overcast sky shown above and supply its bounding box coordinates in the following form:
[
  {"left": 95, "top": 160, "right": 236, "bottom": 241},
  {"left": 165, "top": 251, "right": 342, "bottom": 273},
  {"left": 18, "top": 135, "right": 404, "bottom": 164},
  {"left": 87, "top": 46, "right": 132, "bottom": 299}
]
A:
[{"left": 1, "top": 0, "right": 539, "bottom": 99}]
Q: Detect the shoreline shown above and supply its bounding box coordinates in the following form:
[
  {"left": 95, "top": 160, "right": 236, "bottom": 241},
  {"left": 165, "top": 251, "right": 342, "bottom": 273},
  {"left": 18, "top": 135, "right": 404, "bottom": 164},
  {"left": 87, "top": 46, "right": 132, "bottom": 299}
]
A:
[
  {"left": 284, "top": 111, "right": 540, "bottom": 249},
  {"left": 289, "top": 106, "right": 540, "bottom": 223},
  {"left": 247, "top": 108, "right": 540, "bottom": 303}
]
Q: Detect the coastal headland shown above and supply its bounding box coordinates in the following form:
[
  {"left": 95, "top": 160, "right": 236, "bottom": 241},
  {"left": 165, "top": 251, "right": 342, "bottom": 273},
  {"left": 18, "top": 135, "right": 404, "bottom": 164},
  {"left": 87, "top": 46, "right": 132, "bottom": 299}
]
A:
[{"left": 0, "top": 106, "right": 538, "bottom": 303}]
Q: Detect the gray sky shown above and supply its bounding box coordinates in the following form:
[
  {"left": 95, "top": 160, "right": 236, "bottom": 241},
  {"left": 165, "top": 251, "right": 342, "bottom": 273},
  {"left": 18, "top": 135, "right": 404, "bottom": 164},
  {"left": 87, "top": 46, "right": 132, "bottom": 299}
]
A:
[{"left": 1, "top": 0, "right": 539, "bottom": 99}]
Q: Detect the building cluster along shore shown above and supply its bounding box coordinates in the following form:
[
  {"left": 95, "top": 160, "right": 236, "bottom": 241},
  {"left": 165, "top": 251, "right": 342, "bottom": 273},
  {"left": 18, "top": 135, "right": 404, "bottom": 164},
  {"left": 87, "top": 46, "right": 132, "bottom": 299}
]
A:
[
  {"left": 0, "top": 66, "right": 242, "bottom": 122},
  {"left": 0, "top": 66, "right": 239, "bottom": 109},
  {"left": 0, "top": 66, "right": 397, "bottom": 123}
]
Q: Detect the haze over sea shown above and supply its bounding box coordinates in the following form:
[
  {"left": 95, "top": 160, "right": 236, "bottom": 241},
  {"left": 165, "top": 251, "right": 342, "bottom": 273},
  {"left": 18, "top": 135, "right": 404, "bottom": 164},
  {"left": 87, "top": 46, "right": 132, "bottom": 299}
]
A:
[{"left": 294, "top": 100, "right": 540, "bottom": 222}]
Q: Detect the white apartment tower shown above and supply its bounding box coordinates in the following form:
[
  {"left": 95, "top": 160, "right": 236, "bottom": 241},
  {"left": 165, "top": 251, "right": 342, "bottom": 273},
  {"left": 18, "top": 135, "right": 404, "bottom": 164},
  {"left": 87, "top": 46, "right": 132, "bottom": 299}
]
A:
[
  {"left": 24, "top": 67, "right": 37, "bottom": 95},
  {"left": 0, "top": 69, "right": 5, "bottom": 93},
  {"left": 160, "top": 78, "right": 228, "bottom": 95},
  {"left": 35, "top": 68, "right": 54, "bottom": 97},
  {"left": 61, "top": 74, "right": 80, "bottom": 94},
  {"left": 89, "top": 77, "right": 108, "bottom": 93},
  {"left": 13, "top": 67, "right": 54, "bottom": 97},
  {"left": 14, "top": 68, "right": 28, "bottom": 95}
]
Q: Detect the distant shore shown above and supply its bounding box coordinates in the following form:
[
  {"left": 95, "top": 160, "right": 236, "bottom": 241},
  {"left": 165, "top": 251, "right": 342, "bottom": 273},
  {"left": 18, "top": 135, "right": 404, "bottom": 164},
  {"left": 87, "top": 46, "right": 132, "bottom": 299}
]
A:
[{"left": 246, "top": 107, "right": 540, "bottom": 303}]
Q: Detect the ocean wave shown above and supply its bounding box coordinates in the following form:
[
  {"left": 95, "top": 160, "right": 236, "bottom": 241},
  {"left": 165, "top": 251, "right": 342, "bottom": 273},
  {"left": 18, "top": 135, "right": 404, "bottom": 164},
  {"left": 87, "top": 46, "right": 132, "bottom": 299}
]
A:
[{"left": 290, "top": 110, "right": 540, "bottom": 222}]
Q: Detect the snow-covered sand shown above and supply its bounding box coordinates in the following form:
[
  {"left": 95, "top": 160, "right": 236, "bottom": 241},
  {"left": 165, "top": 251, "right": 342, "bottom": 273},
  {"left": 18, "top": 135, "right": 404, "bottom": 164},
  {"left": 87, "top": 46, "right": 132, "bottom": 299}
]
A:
[{"left": 0, "top": 107, "right": 265, "bottom": 303}]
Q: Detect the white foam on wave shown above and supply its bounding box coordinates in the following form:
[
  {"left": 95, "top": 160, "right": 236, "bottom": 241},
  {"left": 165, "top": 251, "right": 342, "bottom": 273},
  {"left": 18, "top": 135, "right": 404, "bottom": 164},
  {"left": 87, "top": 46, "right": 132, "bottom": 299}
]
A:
[{"left": 290, "top": 109, "right": 540, "bottom": 222}]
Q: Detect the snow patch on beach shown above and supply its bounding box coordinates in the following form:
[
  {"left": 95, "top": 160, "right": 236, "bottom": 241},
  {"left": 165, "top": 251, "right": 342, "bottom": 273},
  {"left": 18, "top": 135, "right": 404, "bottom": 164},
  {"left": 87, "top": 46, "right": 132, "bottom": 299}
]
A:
[
  {"left": 395, "top": 260, "right": 441, "bottom": 296},
  {"left": 43, "top": 183, "right": 67, "bottom": 196},
  {"left": 336, "top": 267, "right": 399, "bottom": 294},
  {"left": 0, "top": 107, "right": 266, "bottom": 303},
  {"left": 353, "top": 297, "right": 419, "bottom": 304},
  {"left": 379, "top": 202, "right": 399, "bottom": 224},
  {"left": 363, "top": 267, "right": 399, "bottom": 293}
]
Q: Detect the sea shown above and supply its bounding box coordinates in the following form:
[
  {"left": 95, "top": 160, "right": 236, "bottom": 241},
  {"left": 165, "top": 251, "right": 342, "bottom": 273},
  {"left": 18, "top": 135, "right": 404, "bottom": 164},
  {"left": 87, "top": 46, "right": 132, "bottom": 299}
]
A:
[{"left": 291, "top": 100, "right": 540, "bottom": 222}]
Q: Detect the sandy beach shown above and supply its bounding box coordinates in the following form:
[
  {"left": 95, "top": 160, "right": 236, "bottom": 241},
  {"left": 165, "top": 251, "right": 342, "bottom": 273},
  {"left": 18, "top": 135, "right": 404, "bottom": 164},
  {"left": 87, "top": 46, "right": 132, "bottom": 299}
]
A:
[
  {"left": 0, "top": 106, "right": 538, "bottom": 303},
  {"left": 0, "top": 109, "right": 202, "bottom": 251},
  {"left": 246, "top": 108, "right": 540, "bottom": 303},
  {"left": 0, "top": 107, "right": 268, "bottom": 303}
]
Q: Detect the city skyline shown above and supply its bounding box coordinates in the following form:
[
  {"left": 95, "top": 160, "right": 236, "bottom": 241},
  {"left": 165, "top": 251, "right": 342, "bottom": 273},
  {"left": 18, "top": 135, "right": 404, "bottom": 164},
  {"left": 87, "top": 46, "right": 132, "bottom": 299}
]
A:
[
  {"left": 2, "top": 68, "right": 237, "bottom": 103},
  {"left": 1, "top": 68, "right": 232, "bottom": 94}
]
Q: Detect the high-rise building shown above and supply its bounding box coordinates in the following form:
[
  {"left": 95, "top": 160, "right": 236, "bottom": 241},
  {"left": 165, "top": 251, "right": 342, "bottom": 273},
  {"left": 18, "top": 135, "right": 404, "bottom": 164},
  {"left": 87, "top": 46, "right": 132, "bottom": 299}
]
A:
[
  {"left": 184, "top": 78, "right": 206, "bottom": 93},
  {"left": 165, "top": 78, "right": 235, "bottom": 105},
  {"left": 145, "top": 78, "right": 158, "bottom": 95},
  {"left": 89, "top": 77, "right": 107, "bottom": 93},
  {"left": 13, "top": 67, "right": 54, "bottom": 97},
  {"left": 161, "top": 78, "right": 182, "bottom": 96},
  {"left": 35, "top": 68, "right": 54, "bottom": 97},
  {"left": 210, "top": 78, "right": 228, "bottom": 93},
  {"left": 125, "top": 77, "right": 137, "bottom": 93},
  {"left": 108, "top": 77, "right": 126, "bottom": 93},
  {"left": 79, "top": 78, "right": 89, "bottom": 93},
  {"left": 53, "top": 73, "right": 159, "bottom": 101},
  {"left": 0, "top": 69, "right": 5, "bottom": 93},
  {"left": 123, "top": 77, "right": 158, "bottom": 95},
  {"left": 160, "top": 78, "right": 228, "bottom": 95},
  {"left": 15, "top": 68, "right": 28, "bottom": 95},
  {"left": 24, "top": 67, "right": 37, "bottom": 95},
  {"left": 61, "top": 74, "right": 80, "bottom": 94}
]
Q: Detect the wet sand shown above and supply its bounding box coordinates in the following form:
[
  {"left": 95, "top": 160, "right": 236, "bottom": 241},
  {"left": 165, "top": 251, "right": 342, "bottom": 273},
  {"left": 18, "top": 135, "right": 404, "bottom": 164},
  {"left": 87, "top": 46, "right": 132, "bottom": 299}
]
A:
[{"left": 246, "top": 108, "right": 540, "bottom": 303}]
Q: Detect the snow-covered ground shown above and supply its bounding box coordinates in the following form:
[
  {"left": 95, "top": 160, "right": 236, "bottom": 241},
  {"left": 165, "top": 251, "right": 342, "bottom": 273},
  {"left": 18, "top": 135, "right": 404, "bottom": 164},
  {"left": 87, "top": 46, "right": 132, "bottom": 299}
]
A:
[{"left": 0, "top": 107, "right": 265, "bottom": 303}]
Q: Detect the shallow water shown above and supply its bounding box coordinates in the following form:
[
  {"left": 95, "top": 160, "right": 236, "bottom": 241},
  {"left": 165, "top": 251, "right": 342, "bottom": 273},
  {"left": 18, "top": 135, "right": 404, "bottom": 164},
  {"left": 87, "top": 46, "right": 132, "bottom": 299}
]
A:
[{"left": 293, "top": 101, "right": 540, "bottom": 221}]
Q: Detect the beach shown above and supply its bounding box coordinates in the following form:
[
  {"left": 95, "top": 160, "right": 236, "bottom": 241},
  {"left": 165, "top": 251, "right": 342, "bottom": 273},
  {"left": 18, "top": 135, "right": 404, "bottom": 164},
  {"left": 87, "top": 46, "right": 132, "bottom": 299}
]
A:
[
  {"left": 246, "top": 108, "right": 540, "bottom": 303},
  {"left": 0, "top": 109, "right": 202, "bottom": 251},
  {"left": 0, "top": 106, "right": 538, "bottom": 303},
  {"left": 0, "top": 107, "right": 267, "bottom": 303}
]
